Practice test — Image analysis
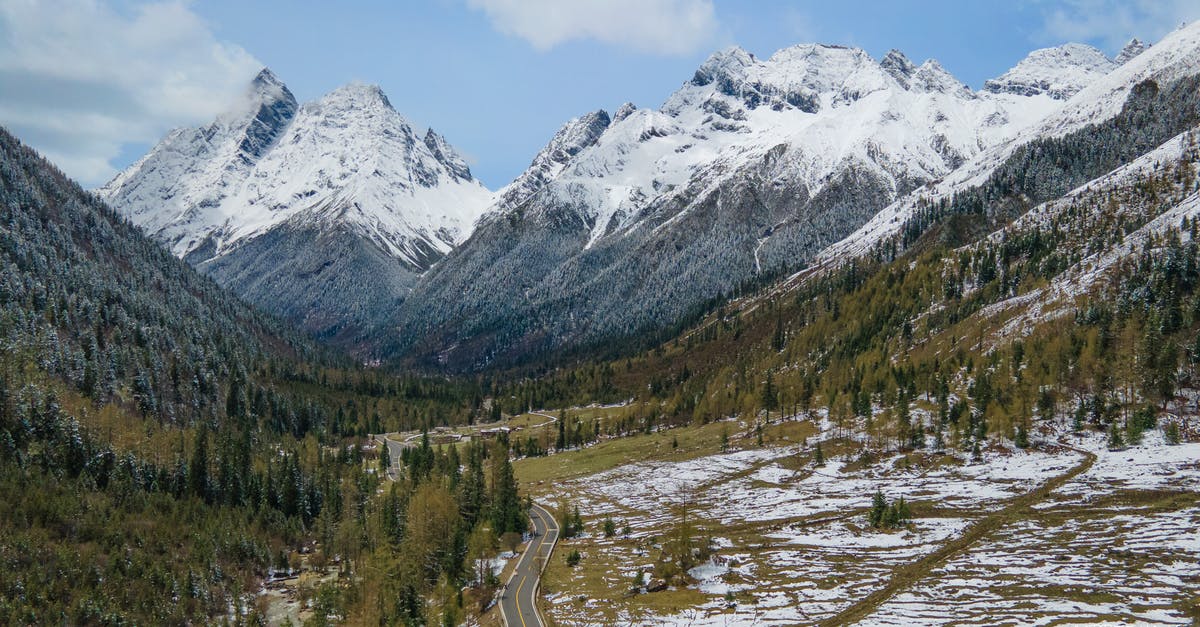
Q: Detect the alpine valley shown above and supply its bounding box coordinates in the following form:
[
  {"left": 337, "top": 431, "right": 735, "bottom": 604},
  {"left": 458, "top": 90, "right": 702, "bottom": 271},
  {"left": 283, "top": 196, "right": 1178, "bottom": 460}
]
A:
[{"left": 5, "top": 10, "right": 1200, "bottom": 627}]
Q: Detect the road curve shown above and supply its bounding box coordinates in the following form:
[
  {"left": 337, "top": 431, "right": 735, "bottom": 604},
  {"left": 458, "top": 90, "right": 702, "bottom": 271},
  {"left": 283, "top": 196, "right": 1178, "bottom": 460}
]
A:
[
  {"left": 500, "top": 503, "right": 559, "bottom": 627},
  {"left": 372, "top": 434, "right": 407, "bottom": 480}
]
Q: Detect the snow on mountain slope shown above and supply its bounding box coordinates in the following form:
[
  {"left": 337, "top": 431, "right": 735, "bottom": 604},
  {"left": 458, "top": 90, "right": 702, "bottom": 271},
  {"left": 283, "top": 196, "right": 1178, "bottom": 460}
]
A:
[
  {"left": 395, "top": 42, "right": 1082, "bottom": 368},
  {"left": 983, "top": 43, "right": 1114, "bottom": 99},
  {"left": 1115, "top": 38, "right": 1149, "bottom": 65},
  {"left": 99, "top": 70, "right": 491, "bottom": 271},
  {"left": 491, "top": 109, "right": 612, "bottom": 215},
  {"left": 100, "top": 69, "right": 299, "bottom": 244},
  {"left": 819, "top": 20, "right": 1200, "bottom": 264},
  {"left": 542, "top": 43, "right": 1065, "bottom": 252},
  {"left": 100, "top": 69, "right": 491, "bottom": 347},
  {"left": 976, "top": 126, "right": 1200, "bottom": 342}
]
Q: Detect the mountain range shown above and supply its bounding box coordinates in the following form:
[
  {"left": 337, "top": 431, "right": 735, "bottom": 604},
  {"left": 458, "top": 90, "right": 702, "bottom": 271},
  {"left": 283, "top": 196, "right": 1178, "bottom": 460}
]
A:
[
  {"left": 7, "top": 15, "right": 1200, "bottom": 626},
  {"left": 98, "top": 27, "right": 1194, "bottom": 371}
]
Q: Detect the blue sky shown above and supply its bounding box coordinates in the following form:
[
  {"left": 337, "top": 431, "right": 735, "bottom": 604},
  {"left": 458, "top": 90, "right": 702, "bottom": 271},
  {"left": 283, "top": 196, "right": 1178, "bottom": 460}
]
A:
[{"left": 3, "top": 0, "right": 1198, "bottom": 188}]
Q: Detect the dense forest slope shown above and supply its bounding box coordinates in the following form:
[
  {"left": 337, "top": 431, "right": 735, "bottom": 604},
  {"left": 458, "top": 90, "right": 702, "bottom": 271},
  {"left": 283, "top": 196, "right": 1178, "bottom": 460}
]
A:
[{"left": 0, "top": 128, "right": 511, "bottom": 625}]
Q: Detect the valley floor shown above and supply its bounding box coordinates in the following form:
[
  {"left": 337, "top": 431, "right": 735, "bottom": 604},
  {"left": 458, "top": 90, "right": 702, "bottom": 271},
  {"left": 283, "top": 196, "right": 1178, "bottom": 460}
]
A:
[{"left": 529, "top": 416, "right": 1200, "bottom": 626}]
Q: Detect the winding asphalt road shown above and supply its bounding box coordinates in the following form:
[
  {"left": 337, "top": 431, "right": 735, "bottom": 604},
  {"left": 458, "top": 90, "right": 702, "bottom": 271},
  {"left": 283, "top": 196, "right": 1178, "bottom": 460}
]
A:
[
  {"left": 500, "top": 504, "right": 559, "bottom": 627},
  {"left": 372, "top": 434, "right": 407, "bottom": 480}
]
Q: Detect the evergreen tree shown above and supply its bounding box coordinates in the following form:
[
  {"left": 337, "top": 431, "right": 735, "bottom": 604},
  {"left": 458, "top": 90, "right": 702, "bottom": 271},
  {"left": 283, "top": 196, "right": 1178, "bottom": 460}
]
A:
[
  {"left": 1014, "top": 423, "right": 1029, "bottom": 449},
  {"left": 489, "top": 441, "right": 524, "bottom": 534},
  {"left": 761, "top": 371, "right": 779, "bottom": 413},
  {"left": 379, "top": 444, "right": 391, "bottom": 474},
  {"left": 188, "top": 425, "right": 210, "bottom": 503},
  {"left": 869, "top": 489, "right": 887, "bottom": 528},
  {"left": 1107, "top": 420, "right": 1125, "bottom": 450},
  {"left": 1164, "top": 420, "right": 1182, "bottom": 445},
  {"left": 813, "top": 441, "right": 825, "bottom": 467}
]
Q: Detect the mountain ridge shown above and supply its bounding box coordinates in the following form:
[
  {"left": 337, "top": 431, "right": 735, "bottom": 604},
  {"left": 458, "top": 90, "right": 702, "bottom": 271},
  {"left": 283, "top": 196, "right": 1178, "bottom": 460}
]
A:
[
  {"left": 99, "top": 69, "right": 492, "bottom": 346},
  {"left": 388, "top": 36, "right": 1095, "bottom": 370}
]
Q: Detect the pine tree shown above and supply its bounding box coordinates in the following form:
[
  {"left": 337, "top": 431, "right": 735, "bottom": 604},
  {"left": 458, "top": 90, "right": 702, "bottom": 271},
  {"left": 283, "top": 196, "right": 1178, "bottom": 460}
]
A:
[
  {"left": 489, "top": 441, "right": 524, "bottom": 534},
  {"left": 1107, "top": 420, "right": 1124, "bottom": 450},
  {"left": 895, "top": 497, "right": 911, "bottom": 525},
  {"left": 1014, "top": 423, "right": 1029, "bottom": 449},
  {"left": 813, "top": 441, "right": 825, "bottom": 467},
  {"left": 1164, "top": 420, "right": 1181, "bottom": 445},
  {"left": 188, "top": 424, "right": 210, "bottom": 503},
  {"left": 882, "top": 503, "right": 899, "bottom": 528},
  {"left": 379, "top": 443, "right": 391, "bottom": 474},
  {"left": 761, "top": 371, "right": 778, "bottom": 413},
  {"left": 571, "top": 505, "right": 584, "bottom": 534},
  {"left": 869, "top": 489, "right": 887, "bottom": 528}
]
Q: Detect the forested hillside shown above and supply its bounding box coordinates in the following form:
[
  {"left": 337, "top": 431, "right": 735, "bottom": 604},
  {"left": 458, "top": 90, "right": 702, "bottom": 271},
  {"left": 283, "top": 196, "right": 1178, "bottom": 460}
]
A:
[
  {"left": 494, "top": 79, "right": 1200, "bottom": 457},
  {"left": 0, "top": 128, "right": 518, "bottom": 625}
]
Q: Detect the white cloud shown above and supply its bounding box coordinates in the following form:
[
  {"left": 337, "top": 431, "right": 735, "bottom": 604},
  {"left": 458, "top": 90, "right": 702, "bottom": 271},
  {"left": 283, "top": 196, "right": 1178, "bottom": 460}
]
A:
[
  {"left": 1038, "top": 0, "right": 1200, "bottom": 52},
  {"left": 0, "top": 0, "right": 262, "bottom": 186},
  {"left": 466, "top": 0, "right": 717, "bottom": 56}
]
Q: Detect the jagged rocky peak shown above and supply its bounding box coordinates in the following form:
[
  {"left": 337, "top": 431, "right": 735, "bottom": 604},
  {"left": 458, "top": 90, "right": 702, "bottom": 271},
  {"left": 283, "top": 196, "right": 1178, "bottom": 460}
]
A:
[
  {"left": 236, "top": 68, "right": 299, "bottom": 162},
  {"left": 984, "top": 43, "right": 1116, "bottom": 100},
  {"left": 1116, "top": 38, "right": 1149, "bottom": 64},
  {"left": 880, "top": 49, "right": 916, "bottom": 85},
  {"left": 424, "top": 129, "right": 472, "bottom": 181},
  {"left": 613, "top": 102, "right": 638, "bottom": 124},
  {"left": 691, "top": 46, "right": 757, "bottom": 88},
  {"left": 316, "top": 81, "right": 395, "bottom": 112},
  {"left": 544, "top": 109, "right": 612, "bottom": 162},
  {"left": 670, "top": 43, "right": 882, "bottom": 115},
  {"left": 911, "top": 59, "right": 971, "bottom": 96},
  {"left": 249, "top": 67, "right": 288, "bottom": 97},
  {"left": 490, "top": 108, "right": 612, "bottom": 214},
  {"left": 764, "top": 44, "right": 877, "bottom": 91}
]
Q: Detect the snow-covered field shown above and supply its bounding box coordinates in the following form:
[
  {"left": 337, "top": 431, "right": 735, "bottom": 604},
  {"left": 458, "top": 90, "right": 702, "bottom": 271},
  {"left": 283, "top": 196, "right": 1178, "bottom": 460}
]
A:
[{"left": 543, "top": 420, "right": 1200, "bottom": 626}]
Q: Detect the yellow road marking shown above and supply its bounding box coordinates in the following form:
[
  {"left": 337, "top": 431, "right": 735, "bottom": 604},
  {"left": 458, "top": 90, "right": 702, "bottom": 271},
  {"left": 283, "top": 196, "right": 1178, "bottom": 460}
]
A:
[{"left": 516, "top": 575, "right": 528, "bottom": 627}]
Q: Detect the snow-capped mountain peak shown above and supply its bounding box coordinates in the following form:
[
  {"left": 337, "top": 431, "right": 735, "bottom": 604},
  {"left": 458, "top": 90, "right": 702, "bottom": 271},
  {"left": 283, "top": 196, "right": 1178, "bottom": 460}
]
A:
[
  {"left": 911, "top": 59, "right": 971, "bottom": 96},
  {"left": 100, "top": 71, "right": 491, "bottom": 268},
  {"left": 424, "top": 128, "right": 473, "bottom": 181},
  {"left": 317, "top": 82, "right": 394, "bottom": 112},
  {"left": 248, "top": 67, "right": 289, "bottom": 100},
  {"left": 1116, "top": 38, "right": 1149, "bottom": 64},
  {"left": 983, "top": 43, "right": 1115, "bottom": 100},
  {"left": 613, "top": 102, "right": 638, "bottom": 124},
  {"left": 490, "top": 109, "right": 612, "bottom": 215},
  {"left": 880, "top": 49, "right": 917, "bottom": 86},
  {"left": 690, "top": 46, "right": 757, "bottom": 89}
]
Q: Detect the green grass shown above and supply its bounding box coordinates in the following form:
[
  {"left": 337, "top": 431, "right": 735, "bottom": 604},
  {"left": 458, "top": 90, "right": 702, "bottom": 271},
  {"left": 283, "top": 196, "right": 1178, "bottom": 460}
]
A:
[{"left": 515, "top": 418, "right": 817, "bottom": 491}]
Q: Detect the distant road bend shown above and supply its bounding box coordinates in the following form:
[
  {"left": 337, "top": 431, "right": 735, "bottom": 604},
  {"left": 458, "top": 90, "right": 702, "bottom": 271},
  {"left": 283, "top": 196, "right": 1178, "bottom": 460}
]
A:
[{"left": 501, "top": 503, "right": 559, "bottom": 627}]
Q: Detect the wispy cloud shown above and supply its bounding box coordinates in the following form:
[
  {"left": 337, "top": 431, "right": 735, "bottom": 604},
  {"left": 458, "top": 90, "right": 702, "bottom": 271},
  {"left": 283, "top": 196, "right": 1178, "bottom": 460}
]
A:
[
  {"left": 0, "top": 0, "right": 262, "bottom": 186},
  {"left": 466, "top": 0, "right": 718, "bottom": 56},
  {"left": 1037, "top": 0, "right": 1200, "bottom": 51}
]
